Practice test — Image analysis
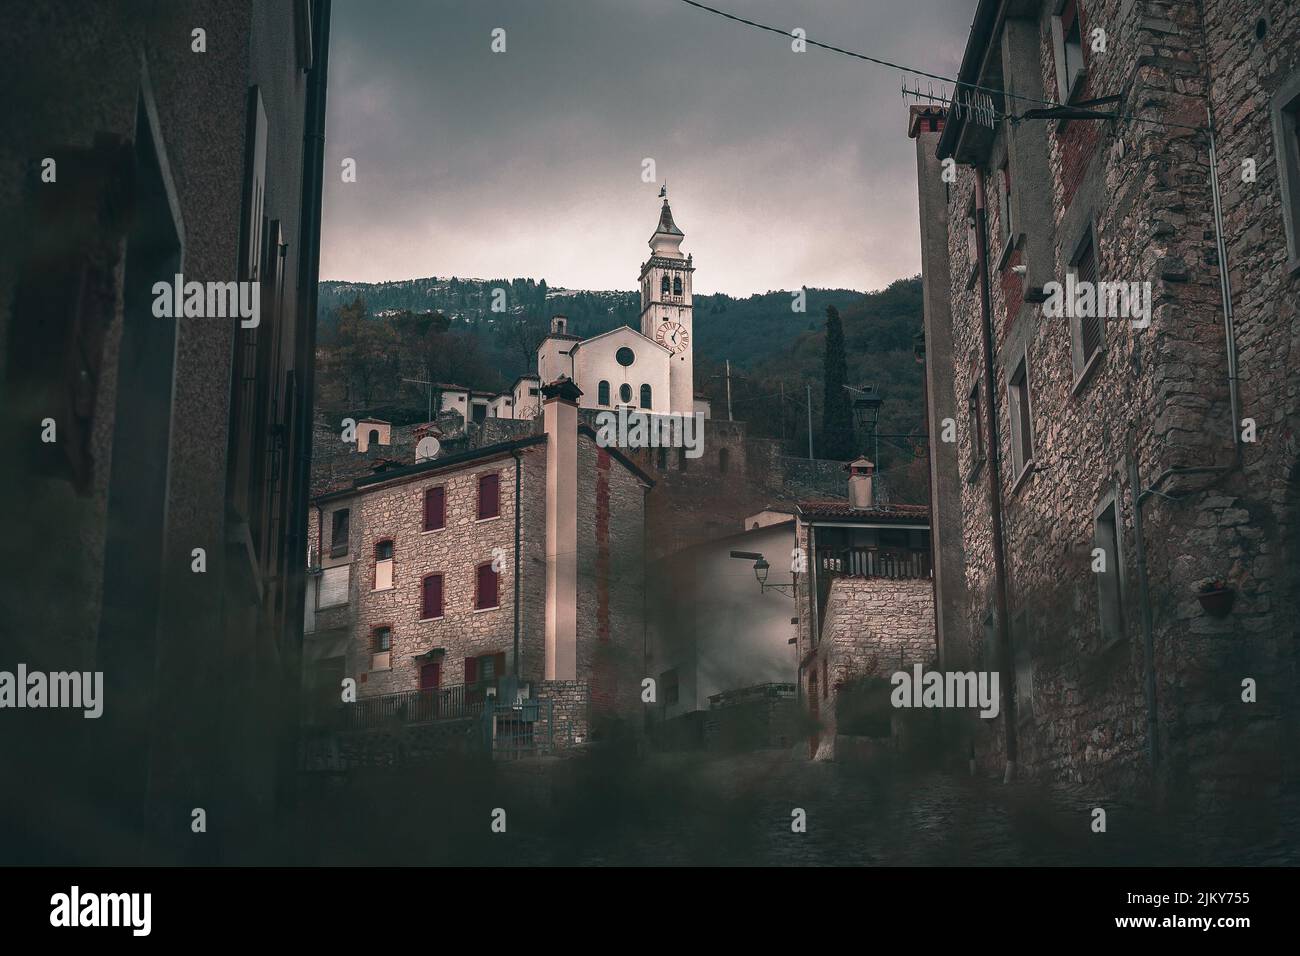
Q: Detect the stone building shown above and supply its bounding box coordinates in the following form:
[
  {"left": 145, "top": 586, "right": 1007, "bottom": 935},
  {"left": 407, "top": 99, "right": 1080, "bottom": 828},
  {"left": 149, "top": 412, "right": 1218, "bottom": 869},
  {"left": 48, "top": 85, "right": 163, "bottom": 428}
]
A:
[
  {"left": 0, "top": 0, "right": 332, "bottom": 863},
  {"left": 303, "top": 379, "right": 651, "bottom": 745},
  {"left": 793, "top": 459, "right": 935, "bottom": 759},
  {"left": 910, "top": 0, "right": 1300, "bottom": 808}
]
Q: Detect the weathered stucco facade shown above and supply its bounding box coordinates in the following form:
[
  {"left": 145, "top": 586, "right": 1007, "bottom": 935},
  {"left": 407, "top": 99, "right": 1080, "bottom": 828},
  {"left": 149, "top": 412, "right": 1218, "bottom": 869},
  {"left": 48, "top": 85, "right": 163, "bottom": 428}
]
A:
[{"left": 913, "top": 0, "right": 1300, "bottom": 808}]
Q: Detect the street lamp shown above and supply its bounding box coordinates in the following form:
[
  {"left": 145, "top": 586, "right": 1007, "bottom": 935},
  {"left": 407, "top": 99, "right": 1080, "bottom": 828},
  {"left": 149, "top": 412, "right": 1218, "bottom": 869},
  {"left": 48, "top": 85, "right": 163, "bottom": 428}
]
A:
[
  {"left": 730, "top": 550, "right": 796, "bottom": 598},
  {"left": 847, "top": 384, "right": 883, "bottom": 467}
]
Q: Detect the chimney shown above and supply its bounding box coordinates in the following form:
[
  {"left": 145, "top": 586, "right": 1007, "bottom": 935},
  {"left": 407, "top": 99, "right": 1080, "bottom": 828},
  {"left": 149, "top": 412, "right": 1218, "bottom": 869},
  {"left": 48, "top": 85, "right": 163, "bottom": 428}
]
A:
[
  {"left": 551, "top": 315, "right": 568, "bottom": 335},
  {"left": 542, "top": 376, "right": 582, "bottom": 680},
  {"left": 847, "top": 456, "right": 874, "bottom": 508}
]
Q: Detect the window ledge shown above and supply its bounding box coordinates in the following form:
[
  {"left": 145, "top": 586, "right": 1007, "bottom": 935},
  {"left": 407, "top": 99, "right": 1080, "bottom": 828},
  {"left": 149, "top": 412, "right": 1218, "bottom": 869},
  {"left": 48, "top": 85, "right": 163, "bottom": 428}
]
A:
[
  {"left": 417, "top": 616, "right": 444, "bottom": 623},
  {"left": 1070, "top": 347, "right": 1105, "bottom": 397},
  {"left": 420, "top": 527, "right": 446, "bottom": 535},
  {"left": 473, "top": 605, "right": 501, "bottom": 613},
  {"left": 966, "top": 456, "right": 987, "bottom": 485},
  {"left": 1010, "top": 459, "right": 1037, "bottom": 496},
  {"left": 476, "top": 514, "right": 502, "bottom": 524},
  {"left": 370, "top": 586, "right": 395, "bottom": 593}
]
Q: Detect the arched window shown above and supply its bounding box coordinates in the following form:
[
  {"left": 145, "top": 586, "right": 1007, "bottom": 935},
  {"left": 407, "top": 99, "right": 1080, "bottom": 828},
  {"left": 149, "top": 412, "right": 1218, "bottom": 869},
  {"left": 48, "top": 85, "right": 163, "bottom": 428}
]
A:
[
  {"left": 640, "top": 384, "right": 652, "bottom": 409},
  {"left": 367, "top": 428, "right": 380, "bottom": 446},
  {"left": 718, "top": 447, "right": 730, "bottom": 474},
  {"left": 673, "top": 276, "right": 682, "bottom": 295},
  {"left": 619, "top": 383, "right": 632, "bottom": 404},
  {"left": 660, "top": 275, "right": 670, "bottom": 294},
  {"left": 598, "top": 380, "right": 610, "bottom": 405}
]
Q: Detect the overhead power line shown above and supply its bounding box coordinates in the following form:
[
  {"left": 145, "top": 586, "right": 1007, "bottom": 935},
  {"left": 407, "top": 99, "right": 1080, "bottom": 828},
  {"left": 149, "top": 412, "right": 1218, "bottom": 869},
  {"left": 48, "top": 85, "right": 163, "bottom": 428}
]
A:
[{"left": 674, "top": 0, "right": 1205, "bottom": 132}]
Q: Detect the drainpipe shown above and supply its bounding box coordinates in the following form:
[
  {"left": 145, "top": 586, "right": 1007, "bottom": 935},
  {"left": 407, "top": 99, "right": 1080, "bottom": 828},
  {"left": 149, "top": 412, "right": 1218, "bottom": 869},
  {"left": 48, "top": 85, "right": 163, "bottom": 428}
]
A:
[
  {"left": 512, "top": 449, "right": 521, "bottom": 680},
  {"left": 973, "top": 168, "right": 1018, "bottom": 781},
  {"left": 1206, "top": 105, "right": 1243, "bottom": 468}
]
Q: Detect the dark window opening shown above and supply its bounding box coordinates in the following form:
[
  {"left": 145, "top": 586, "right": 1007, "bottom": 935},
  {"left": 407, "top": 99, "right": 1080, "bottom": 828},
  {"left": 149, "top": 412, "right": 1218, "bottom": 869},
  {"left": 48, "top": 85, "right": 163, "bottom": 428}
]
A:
[{"left": 330, "top": 508, "right": 350, "bottom": 557}]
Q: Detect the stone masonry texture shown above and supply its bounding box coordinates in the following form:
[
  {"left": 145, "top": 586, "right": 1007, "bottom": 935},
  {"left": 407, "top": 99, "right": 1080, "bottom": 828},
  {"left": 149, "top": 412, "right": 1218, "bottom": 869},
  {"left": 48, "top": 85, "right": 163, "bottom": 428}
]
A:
[{"left": 917, "top": 0, "right": 1300, "bottom": 812}]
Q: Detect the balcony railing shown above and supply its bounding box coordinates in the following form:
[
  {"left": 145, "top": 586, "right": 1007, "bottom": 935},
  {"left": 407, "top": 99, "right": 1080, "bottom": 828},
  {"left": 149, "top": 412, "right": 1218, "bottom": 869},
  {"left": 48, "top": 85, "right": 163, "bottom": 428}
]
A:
[
  {"left": 333, "top": 683, "right": 486, "bottom": 730},
  {"left": 819, "top": 546, "right": 932, "bottom": 581}
]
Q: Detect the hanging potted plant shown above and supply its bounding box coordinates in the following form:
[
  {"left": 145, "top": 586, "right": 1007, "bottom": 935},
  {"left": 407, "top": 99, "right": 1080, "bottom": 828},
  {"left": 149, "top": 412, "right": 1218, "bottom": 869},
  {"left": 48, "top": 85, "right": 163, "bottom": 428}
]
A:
[{"left": 1196, "top": 579, "right": 1235, "bottom": 618}]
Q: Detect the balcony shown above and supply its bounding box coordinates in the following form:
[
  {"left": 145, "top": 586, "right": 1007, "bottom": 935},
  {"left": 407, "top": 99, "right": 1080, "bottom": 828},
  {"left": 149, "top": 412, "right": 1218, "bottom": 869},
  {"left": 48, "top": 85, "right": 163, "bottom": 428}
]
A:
[{"left": 816, "top": 546, "right": 933, "bottom": 627}]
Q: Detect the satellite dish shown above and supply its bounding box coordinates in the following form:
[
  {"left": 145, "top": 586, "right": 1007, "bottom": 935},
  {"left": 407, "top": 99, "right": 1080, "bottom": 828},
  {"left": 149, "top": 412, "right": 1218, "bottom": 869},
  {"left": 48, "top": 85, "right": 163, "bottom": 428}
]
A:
[{"left": 415, "top": 436, "right": 441, "bottom": 462}]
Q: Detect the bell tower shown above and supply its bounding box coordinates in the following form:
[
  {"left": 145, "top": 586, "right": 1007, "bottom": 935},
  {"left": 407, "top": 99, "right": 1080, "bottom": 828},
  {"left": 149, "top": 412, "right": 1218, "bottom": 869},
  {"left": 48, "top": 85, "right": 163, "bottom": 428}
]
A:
[{"left": 639, "top": 188, "right": 694, "bottom": 414}]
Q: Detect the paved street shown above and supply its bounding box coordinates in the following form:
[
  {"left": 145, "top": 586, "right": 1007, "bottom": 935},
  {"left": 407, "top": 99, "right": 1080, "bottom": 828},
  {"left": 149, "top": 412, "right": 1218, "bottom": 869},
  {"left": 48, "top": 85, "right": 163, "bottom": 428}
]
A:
[{"left": 291, "top": 749, "right": 1300, "bottom": 866}]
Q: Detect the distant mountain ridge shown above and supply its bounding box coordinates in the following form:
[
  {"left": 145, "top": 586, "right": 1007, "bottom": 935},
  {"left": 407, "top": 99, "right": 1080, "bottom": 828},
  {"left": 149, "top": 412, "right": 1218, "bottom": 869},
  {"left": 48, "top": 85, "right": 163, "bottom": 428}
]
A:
[{"left": 316, "top": 276, "right": 867, "bottom": 370}]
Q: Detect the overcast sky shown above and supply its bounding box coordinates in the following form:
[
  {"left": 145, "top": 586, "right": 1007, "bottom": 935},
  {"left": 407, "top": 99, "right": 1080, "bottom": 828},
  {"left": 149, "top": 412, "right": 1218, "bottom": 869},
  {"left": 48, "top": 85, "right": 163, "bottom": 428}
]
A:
[{"left": 319, "top": 0, "right": 977, "bottom": 296}]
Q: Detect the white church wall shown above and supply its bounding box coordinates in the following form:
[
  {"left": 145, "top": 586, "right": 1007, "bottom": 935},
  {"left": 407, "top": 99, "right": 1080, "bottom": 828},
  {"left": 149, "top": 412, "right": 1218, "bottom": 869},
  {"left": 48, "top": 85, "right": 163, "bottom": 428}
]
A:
[{"left": 572, "top": 327, "right": 671, "bottom": 415}]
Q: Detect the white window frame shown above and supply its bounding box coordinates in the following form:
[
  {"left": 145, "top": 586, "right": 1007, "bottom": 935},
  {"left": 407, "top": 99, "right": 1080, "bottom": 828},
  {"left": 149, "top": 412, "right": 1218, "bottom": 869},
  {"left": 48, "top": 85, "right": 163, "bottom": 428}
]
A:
[
  {"left": 1271, "top": 70, "right": 1300, "bottom": 270},
  {"left": 1051, "top": 0, "right": 1088, "bottom": 105},
  {"left": 1007, "top": 351, "right": 1035, "bottom": 481},
  {"left": 1093, "top": 490, "right": 1125, "bottom": 648}
]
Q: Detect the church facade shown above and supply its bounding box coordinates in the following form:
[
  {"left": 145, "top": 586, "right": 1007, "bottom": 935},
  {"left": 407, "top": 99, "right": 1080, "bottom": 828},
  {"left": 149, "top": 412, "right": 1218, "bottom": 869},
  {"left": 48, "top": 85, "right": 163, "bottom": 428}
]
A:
[{"left": 535, "top": 193, "right": 706, "bottom": 418}]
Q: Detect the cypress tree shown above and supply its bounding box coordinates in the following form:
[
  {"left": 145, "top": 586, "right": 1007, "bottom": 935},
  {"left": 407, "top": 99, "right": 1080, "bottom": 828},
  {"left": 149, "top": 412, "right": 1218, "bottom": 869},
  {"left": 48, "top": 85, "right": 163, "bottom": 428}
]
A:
[{"left": 821, "top": 305, "right": 856, "bottom": 461}]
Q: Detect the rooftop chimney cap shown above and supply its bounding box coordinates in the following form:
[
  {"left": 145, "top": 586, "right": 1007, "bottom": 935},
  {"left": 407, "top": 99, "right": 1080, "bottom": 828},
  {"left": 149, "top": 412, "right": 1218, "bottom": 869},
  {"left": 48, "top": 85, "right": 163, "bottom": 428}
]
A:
[
  {"left": 845, "top": 456, "right": 875, "bottom": 474},
  {"left": 542, "top": 376, "right": 583, "bottom": 404}
]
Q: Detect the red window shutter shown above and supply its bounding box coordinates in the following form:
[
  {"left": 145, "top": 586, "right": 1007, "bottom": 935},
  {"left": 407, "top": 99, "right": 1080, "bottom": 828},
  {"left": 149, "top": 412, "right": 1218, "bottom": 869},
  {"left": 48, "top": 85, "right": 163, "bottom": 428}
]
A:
[
  {"left": 478, "top": 473, "right": 500, "bottom": 519},
  {"left": 464, "top": 657, "right": 477, "bottom": 685},
  {"left": 424, "top": 486, "right": 444, "bottom": 531},
  {"left": 422, "top": 575, "right": 442, "bottom": 618},
  {"left": 476, "top": 563, "right": 498, "bottom": 609}
]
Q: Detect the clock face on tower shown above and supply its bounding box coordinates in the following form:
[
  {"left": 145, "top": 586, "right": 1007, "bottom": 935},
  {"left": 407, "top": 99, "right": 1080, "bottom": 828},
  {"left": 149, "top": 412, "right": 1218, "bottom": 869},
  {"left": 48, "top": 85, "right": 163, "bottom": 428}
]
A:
[{"left": 655, "top": 320, "right": 689, "bottom": 354}]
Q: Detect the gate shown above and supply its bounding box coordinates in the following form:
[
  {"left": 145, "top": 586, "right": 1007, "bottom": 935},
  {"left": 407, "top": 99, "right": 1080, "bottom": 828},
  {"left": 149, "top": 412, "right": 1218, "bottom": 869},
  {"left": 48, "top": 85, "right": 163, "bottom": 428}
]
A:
[{"left": 482, "top": 697, "right": 554, "bottom": 758}]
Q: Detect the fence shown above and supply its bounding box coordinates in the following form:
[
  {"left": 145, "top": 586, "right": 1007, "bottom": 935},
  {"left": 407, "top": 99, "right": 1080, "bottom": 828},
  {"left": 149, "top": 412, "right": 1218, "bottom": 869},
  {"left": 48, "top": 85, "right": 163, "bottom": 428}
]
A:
[
  {"left": 343, "top": 683, "right": 482, "bottom": 730},
  {"left": 482, "top": 698, "right": 555, "bottom": 758}
]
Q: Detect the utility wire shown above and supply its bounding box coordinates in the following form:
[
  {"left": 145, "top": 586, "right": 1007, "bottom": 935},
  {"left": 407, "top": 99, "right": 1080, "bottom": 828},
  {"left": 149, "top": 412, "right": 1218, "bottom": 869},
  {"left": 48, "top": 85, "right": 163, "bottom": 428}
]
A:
[{"left": 675, "top": 0, "right": 1206, "bottom": 132}]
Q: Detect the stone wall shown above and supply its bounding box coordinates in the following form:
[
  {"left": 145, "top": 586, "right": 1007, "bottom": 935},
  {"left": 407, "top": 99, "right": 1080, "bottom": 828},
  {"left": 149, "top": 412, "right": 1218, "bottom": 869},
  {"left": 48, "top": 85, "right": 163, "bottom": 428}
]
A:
[
  {"left": 811, "top": 576, "right": 936, "bottom": 756},
  {"left": 344, "top": 445, "right": 546, "bottom": 695},
  {"left": 920, "top": 0, "right": 1300, "bottom": 803},
  {"left": 539, "top": 679, "right": 591, "bottom": 747}
]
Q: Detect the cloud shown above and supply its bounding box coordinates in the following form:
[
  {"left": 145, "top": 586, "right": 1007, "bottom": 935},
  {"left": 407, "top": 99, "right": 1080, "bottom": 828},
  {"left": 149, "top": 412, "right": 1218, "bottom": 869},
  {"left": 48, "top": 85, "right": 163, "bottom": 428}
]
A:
[{"left": 320, "top": 0, "right": 976, "bottom": 294}]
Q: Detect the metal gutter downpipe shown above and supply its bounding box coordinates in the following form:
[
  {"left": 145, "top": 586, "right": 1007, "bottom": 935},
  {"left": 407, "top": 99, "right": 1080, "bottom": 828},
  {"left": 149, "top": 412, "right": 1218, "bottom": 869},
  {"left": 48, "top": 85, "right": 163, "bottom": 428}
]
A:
[
  {"left": 973, "top": 168, "right": 1019, "bottom": 781},
  {"left": 1206, "top": 105, "right": 1243, "bottom": 467},
  {"left": 512, "top": 450, "right": 521, "bottom": 679}
]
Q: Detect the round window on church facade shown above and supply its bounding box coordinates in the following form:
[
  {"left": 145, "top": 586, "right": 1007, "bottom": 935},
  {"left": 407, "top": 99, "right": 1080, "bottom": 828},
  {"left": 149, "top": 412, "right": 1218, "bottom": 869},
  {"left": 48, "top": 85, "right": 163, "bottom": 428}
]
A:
[{"left": 616, "top": 347, "right": 635, "bottom": 367}]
